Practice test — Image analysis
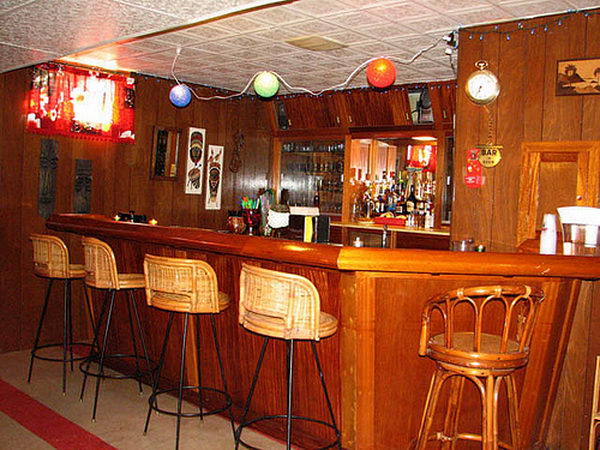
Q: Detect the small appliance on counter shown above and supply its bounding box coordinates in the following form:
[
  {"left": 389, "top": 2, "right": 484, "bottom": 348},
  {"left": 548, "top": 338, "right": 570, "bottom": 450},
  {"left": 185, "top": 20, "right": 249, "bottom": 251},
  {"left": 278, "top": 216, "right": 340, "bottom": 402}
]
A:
[
  {"left": 557, "top": 206, "right": 600, "bottom": 256},
  {"left": 114, "top": 210, "right": 147, "bottom": 223}
]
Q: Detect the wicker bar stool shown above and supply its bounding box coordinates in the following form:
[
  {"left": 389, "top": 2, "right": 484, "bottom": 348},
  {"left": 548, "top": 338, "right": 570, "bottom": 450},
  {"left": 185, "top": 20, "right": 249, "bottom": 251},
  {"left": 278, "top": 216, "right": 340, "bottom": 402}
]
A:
[
  {"left": 142, "top": 254, "right": 234, "bottom": 450},
  {"left": 415, "top": 285, "right": 545, "bottom": 450},
  {"left": 79, "top": 237, "right": 154, "bottom": 422},
  {"left": 235, "top": 263, "right": 340, "bottom": 450},
  {"left": 28, "top": 233, "right": 93, "bottom": 395}
]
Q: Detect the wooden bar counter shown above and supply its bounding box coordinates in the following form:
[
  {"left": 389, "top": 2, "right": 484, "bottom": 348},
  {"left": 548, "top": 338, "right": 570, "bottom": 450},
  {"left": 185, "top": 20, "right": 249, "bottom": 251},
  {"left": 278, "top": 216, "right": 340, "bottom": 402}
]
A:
[{"left": 47, "top": 213, "right": 600, "bottom": 449}]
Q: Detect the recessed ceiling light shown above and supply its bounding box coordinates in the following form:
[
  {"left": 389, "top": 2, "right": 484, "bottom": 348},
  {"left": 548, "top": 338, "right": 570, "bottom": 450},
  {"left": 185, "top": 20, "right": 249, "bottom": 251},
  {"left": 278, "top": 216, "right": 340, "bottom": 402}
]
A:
[
  {"left": 285, "top": 35, "right": 347, "bottom": 51},
  {"left": 412, "top": 136, "right": 436, "bottom": 141}
]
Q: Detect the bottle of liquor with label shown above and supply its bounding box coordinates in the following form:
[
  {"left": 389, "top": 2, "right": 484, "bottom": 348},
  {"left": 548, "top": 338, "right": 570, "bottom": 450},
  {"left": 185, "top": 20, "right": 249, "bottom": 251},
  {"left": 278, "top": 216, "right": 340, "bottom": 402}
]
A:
[{"left": 406, "top": 184, "right": 417, "bottom": 214}]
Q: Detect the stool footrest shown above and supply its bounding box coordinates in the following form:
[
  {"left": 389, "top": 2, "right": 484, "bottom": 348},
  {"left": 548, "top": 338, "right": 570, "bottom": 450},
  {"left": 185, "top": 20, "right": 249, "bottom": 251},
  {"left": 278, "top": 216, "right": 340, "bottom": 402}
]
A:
[
  {"left": 79, "top": 353, "right": 155, "bottom": 380},
  {"left": 236, "top": 414, "right": 340, "bottom": 450},
  {"left": 31, "top": 342, "right": 93, "bottom": 363},
  {"left": 148, "top": 385, "right": 232, "bottom": 418}
]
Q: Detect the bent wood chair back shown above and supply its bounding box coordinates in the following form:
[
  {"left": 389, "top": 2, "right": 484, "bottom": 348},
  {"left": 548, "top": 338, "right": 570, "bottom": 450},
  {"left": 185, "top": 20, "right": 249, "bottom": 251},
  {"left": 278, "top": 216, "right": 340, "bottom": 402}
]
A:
[
  {"left": 143, "top": 254, "right": 221, "bottom": 314},
  {"left": 30, "top": 233, "right": 71, "bottom": 278}
]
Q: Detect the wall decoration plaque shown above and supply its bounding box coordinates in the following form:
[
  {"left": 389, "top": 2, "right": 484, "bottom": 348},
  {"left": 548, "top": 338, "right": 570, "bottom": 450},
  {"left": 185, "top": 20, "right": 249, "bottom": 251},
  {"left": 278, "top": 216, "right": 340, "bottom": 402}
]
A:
[
  {"left": 557, "top": 58, "right": 600, "bottom": 95},
  {"left": 73, "top": 159, "right": 92, "bottom": 213},
  {"left": 38, "top": 139, "right": 58, "bottom": 219},
  {"left": 184, "top": 127, "right": 206, "bottom": 194},
  {"left": 205, "top": 145, "right": 224, "bottom": 210}
]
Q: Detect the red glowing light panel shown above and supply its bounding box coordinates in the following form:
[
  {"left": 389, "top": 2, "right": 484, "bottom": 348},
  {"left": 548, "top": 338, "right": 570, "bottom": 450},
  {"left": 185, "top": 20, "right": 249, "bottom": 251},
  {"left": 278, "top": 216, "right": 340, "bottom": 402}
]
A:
[{"left": 26, "top": 63, "right": 135, "bottom": 143}]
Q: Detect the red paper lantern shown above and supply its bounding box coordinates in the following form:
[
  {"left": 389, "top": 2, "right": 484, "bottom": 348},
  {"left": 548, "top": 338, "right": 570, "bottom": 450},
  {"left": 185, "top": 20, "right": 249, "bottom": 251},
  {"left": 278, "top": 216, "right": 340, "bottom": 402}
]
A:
[{"left": 366, "top": 58, "right": 396, "bottom": 88}]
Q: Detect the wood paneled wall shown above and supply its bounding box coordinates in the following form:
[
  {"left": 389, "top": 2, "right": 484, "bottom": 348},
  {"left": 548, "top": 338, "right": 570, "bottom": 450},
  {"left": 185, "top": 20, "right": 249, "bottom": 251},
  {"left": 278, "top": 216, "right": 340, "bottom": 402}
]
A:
[
  {"left": 0, "top": 67, "right": 272, "bottom": 352},
  {"left": 453, "top": 10, "right": 600, "bottom": 252}
]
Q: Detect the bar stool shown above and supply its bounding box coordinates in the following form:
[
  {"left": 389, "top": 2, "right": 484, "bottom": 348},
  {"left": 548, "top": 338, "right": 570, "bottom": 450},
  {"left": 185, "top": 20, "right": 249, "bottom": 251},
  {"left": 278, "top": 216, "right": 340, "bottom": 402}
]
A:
[
  {"left": 79, "top": 237, "right": 154, "bottom": 422},
  {"left": 28, "top": 233, "right": 93, "bottom": 395},
  {"left": 235, "top": 263, "right": 341, "bottom": 450},
  {"left": 142, "top": 254, "right": 234, "bottom": 450},
  {"left": 415, "top": 285, "right": 545, "bottom": 449}
]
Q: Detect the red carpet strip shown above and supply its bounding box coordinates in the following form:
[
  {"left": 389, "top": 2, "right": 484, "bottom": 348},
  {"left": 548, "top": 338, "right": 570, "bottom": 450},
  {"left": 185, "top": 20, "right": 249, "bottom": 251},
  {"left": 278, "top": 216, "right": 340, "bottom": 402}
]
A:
[{"left": 0, "top": 378, "right": 116, "bottom": 449}]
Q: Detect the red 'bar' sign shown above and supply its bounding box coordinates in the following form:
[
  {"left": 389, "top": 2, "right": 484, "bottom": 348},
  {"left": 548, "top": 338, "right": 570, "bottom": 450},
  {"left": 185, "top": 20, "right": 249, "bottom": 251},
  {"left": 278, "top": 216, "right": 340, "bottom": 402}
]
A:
[{"left": 465, "top": 148, "right": 484, "bottom": 189}]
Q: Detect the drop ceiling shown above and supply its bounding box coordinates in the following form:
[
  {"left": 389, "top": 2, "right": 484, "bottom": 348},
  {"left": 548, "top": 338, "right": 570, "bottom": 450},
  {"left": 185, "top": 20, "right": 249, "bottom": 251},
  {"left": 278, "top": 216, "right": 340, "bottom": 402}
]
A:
[{"left": 1, "top": 0, "right": 597, "bottom": 93}]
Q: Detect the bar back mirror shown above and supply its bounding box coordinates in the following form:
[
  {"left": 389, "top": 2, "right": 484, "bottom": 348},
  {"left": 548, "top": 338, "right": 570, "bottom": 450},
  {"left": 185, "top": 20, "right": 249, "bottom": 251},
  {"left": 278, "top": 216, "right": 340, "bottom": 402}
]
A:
[
  {"left": 516, "top": 141, "right": 600, "bottom": 245},
  {"left": 151, "top": 126, "right": 182, "bottom": 180}
]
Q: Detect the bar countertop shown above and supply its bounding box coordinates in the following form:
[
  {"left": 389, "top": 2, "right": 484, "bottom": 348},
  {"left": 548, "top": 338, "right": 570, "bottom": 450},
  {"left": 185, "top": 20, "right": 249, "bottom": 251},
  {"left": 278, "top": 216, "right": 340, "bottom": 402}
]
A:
[{"left": 47, "top": 213, "right": 600, "bottom": 280}]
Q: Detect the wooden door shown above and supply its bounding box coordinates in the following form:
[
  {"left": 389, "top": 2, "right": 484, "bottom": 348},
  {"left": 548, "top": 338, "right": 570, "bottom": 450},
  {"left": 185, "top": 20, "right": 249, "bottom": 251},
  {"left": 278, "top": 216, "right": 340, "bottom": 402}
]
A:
[{"left": 516, "top": 141, "right": 600, "bottom": 245}]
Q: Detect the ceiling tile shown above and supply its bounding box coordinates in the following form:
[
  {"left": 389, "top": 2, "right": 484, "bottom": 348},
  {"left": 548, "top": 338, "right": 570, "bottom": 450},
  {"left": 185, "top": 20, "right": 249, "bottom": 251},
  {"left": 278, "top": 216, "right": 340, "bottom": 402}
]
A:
[
  {"left": 288, "top": 0, "right": 356, "bottom": 17},
  {"left": 323, "top": 10, "right": 390, "bottom": 29},
  {"left": 288, "top": 19, "right": 345, "bottom": 35},
  {"left": 244, "top": 5, "right": 309, "bottom": 24},
  {"left": 496, "top": 0, "right": 573, "bottom": 18},
  {"left": 368, "top": 2, "right": 436, "bottom": 21},
  {"left": 448, "top": 6, "right": 514, "bottom": 25}
]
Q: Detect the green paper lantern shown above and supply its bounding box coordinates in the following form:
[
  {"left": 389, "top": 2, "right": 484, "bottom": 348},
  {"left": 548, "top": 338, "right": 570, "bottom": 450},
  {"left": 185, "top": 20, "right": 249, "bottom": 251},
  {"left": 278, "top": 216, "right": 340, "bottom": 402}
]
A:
[{"left": 253, "top": 71, "right": 279, "bottom": 98}]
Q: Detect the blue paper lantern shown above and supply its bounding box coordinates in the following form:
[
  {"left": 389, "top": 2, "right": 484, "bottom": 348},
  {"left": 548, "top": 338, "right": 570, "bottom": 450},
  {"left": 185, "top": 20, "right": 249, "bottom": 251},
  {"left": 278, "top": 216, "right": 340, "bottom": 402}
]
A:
[
  {"left": 253, "top": 71, "right": 279, "bottom": 98},
  {"left": 169, "top": 84, "right": 192, "bottom": 108}
]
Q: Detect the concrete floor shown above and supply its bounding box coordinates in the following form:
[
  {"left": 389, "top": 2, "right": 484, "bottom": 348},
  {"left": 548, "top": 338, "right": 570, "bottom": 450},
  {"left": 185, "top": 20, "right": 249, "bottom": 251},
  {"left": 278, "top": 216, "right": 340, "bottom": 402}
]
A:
[{"left": 0, "top": 349, "right": 285, "bottom": 449}]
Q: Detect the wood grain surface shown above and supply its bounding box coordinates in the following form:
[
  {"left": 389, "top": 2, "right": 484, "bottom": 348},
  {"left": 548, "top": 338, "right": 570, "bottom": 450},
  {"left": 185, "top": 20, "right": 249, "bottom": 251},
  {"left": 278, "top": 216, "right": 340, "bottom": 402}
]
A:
[{"left": 48, "top": 213, "right": 600, "bottom": 448}]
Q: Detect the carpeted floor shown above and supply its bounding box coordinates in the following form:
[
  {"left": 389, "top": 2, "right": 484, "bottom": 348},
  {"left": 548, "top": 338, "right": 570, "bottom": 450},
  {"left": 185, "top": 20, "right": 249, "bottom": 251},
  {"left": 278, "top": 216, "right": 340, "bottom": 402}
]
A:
[{"left": 0, "top": 349, "right": 284, "bottom": 449}]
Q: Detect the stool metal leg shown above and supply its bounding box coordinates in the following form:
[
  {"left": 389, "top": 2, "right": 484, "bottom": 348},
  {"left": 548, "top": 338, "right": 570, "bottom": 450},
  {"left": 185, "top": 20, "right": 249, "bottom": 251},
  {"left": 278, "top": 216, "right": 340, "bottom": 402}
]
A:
[
  {"left": 80, "top": 289, "right": 111, "bottom": 402},
  {"left": 286, "top": 340, "right": 295, "bottom": 449},
  {"left": 175, "top": 312, "right": 190, "bottom": 450},
  {"left": 311, "top": 341, "right": 341, "bottom": 448},
  {"left": 91, "top": 289, "right": 117, "bottom": 422},
  {"left": 196, "top": 314, "right": 204, "bottom": 420},
  {"left": 27, "top": 279, "right": 54, "bottom": 384},
  {"left": 144, "top": 311, "right": 175, "bottom": 434},
  {"left": 210, "top": 314, "right": 236, "bottom": 435},
  {"left": 67, "top": 279, "right": 75, "bottom": 373},
  {"left": 130, "top": 289, "right": 154, "bottom": 387},
  {"left": 235, "top": 336, "right": 270, "bottom": 449},
  {"left": 125, "top": 290, "right": 143, "bottom": 393},
  {"left": 61, "top": 279, "right": 69, "bottom": 395}
]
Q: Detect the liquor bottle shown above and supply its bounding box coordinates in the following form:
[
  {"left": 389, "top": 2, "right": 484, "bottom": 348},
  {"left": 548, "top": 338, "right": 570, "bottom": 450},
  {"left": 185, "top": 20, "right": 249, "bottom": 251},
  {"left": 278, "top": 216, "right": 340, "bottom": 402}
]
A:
[{"left": 406, "top": 184, "right": 417, "bottom": 214}]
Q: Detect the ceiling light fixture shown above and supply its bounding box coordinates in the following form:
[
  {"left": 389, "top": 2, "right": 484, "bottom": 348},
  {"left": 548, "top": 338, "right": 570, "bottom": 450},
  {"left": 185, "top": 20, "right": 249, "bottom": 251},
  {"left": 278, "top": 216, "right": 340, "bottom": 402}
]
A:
[
  {"left": 285, "top": 35, "right": 347, "bottom": 51},
  {"left": 412, "top": 136, "right": 436, "bottom": 141}
]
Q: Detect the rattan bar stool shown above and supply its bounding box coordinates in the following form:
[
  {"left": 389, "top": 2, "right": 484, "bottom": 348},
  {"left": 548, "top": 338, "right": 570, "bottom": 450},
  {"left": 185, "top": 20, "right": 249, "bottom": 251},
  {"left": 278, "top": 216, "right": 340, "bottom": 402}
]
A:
[
  {"left": 235, "top": 263, "right": 341, "bottom": 450},
  {"left": 142, "top": 254, "right": 234, "bottom": 450},
  {"left": 415, "top": 285, "right": 545, "bottom": 450},
  {"left": 79, "top": 237, "right": 154, "bottom": 422},
  {"left": 28, "top": 233, "right": 93, "bottom": 395}
]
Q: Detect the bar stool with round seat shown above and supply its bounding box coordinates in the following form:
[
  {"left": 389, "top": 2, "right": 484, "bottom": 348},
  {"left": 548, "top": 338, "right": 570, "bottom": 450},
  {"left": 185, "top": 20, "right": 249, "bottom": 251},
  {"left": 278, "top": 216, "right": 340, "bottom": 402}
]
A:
[
  {"left": 79, "top": 237, "right": 154, "bottom": 422},
  {"left": 28, "top": 233, "right": 93, "bottom": 395},
  {"left": 415, "top": 285, "right": 545, "bottom": 450},
  {"left": 142, "top": 254, "right": 234, "bottom": 449},
  {"left": 235, "top": 263, "right": 341, "bottom": 450}
]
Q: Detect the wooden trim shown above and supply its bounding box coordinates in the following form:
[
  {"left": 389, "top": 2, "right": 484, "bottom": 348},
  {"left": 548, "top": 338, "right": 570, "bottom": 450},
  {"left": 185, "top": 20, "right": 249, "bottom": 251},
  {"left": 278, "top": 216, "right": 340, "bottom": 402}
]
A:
[
  {"left": 47, "top": 214, "right": 600, "bottom": 279},
  {"left": 516, "top": 141, "right": 600, "bottom": 245}
]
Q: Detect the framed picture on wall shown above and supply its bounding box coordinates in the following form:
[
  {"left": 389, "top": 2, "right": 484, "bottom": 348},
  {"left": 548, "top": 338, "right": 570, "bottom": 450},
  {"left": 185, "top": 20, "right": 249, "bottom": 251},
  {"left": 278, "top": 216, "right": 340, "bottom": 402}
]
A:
[
  {"left": 205, "top": 145, "right": 224, "bottom": 210},
  {"left": 556, "top": 58, "right": 600, "bottom": 96},
  {"left": 184, "top": 127, "right": 206, "bottom": 194}
]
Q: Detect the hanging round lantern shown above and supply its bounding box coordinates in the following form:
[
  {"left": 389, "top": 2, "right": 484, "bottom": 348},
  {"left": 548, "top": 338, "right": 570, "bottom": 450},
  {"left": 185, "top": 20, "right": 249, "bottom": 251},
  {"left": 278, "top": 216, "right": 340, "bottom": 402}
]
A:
[
  {"left": 253, "top": 71, "right": 280, "bottom": 98},
  {"left": 169, "top": 84, "right": 192, "bottom": 108},
  {"left": 366, "top": 58, "right": 396, "bottom": 89}
]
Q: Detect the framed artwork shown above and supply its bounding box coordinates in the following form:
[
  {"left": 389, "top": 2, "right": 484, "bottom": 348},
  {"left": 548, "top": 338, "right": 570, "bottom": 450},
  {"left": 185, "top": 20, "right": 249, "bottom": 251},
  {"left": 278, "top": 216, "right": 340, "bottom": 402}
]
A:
[
  {"left": 151, "top": 126, "right": 181, "bottom": 180},
  {"left": 205, "top": 145, "right": 224, "bottom": 210},
  {"left": 184, "top": 127, "right": 206, "bottom": 194},
  {"left": 556, "top": 58, "right": 600, "bottom": 95}
]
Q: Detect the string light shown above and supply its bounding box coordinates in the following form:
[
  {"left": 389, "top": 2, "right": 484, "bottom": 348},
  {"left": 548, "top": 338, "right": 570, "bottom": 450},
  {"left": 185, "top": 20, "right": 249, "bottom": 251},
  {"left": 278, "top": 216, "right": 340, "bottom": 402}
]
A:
[
  {"left": 166, "top": 7, "right": 599, "bottom": 104},
  {"left": 465, "top": 8, "right": 598, "bottom": 42},
  {"left": 169, "top": 37, "right": 445, "bottom": 102}
]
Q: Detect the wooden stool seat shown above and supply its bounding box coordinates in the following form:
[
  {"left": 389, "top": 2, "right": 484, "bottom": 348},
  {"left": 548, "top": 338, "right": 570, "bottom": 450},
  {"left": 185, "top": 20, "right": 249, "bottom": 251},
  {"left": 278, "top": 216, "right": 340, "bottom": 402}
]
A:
[
  {"left": 113, "top": 273, "right": 145, "bottom": 289},
  {"left": 429, "top": 332, "right": 526, "bottom": 370},
  {"left": 79, "top": 237, "right": 154, "bottom": 422},
  {"left": 28, "top": 233, "right": 94, "bottom": 395},
  {"left": 240, "top": 310, "right": 337, "bottom": 340},
  {"left": 142, "top": 254, "right": 234, "bottom": 450},
  {"left": 235, "top": 263, "right": 341, "bottom": 450},
  {"left": 415, "top": 285, "right": 545, "bottom": 450}
]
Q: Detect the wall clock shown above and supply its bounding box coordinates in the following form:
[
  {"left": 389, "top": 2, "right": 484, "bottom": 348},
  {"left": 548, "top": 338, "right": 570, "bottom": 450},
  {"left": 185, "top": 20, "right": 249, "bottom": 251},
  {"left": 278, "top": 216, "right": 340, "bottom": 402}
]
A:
[{"left": 465, "top": 60, "right": 500, "bottom": 105}]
